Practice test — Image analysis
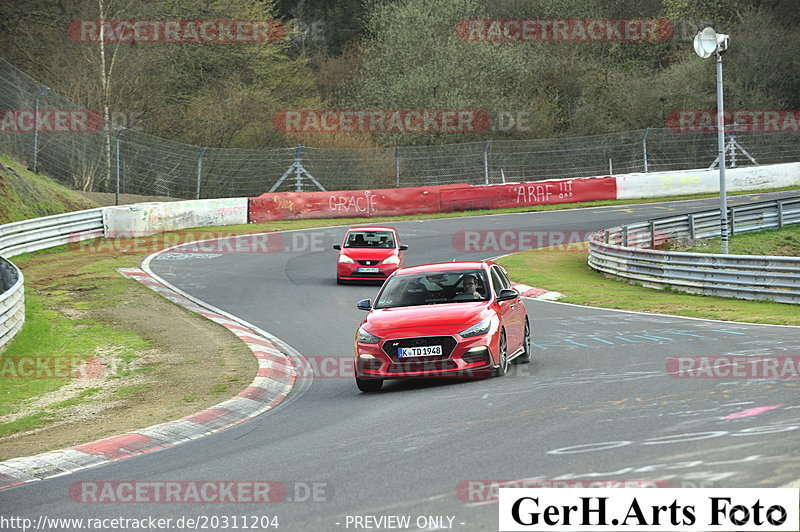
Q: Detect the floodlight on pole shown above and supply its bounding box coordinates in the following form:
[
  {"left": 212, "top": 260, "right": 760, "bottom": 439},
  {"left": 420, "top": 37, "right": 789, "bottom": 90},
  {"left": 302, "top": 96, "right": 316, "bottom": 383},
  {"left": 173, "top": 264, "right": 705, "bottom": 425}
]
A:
[{"left": 694, "top": 27, "right": 731, "bottom": 253}]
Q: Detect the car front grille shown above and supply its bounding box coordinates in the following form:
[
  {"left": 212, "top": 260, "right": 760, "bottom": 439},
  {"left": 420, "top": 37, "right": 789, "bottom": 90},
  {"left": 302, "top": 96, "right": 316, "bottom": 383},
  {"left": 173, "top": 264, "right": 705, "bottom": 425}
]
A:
[{"left": 386, "top": 359, "right": 458, "bottom": 373}]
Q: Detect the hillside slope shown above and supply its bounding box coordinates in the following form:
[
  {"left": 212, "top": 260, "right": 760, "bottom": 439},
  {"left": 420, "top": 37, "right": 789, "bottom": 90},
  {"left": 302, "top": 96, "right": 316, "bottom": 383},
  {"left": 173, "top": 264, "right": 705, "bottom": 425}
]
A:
[{"left": 0, "top": 154, "right": 98, "bottom": 224}]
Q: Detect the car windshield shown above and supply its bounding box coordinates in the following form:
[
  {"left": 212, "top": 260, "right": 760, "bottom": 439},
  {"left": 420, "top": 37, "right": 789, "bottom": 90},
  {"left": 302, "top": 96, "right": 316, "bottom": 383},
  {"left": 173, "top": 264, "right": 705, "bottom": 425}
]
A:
[
  {"left": 374, "top": 270, "right": 489, "bottom": 308},
  {"left": 344, "top": 231, "right": 395, "bottom": 248}
]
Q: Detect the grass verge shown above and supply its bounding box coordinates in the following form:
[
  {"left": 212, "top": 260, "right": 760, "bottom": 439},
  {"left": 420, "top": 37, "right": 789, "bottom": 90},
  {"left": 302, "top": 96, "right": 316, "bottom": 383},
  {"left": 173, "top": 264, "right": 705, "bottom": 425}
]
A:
[
  {"left": 0, "top": 240, "right": 254, "bottom": 459},
  {"left": 497, "top": 243, "right": 800, "bottom": 326},
  {"left": 668, "top": 224, "right": 800, "bottom": 256}
]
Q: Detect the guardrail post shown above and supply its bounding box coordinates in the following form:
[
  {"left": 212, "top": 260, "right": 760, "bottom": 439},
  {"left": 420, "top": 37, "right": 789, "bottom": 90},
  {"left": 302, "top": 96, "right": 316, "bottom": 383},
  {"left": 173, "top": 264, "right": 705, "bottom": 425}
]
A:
[
  {"left": 649, "top": 220, "right": 656, "bottom": 249},
  {"left": 729, "top": 207, "right": 736, "bottom": 237},
  {"left": 483, "top": 141, "right": 490, "bottom": 185},
  {"left": 688, "top": 214, "right": 695, "bottom": 240},
  {"left": 622, "top": 226, "right": 628, "bottom": 247},
  {"left": 196, "top": 147, "right": 208, "bottom": 200},
  {"left": 777, "top": 201, "right": 784, "bottom": 229},
  {"left": 31, "top": 87, "right": 50, "bottom": 173},
  {"left": 604, "top": 231, "right": 609, "bottom": 244},
  {"left": 114, "top": 127, "right": 127, "bottom": 206}
]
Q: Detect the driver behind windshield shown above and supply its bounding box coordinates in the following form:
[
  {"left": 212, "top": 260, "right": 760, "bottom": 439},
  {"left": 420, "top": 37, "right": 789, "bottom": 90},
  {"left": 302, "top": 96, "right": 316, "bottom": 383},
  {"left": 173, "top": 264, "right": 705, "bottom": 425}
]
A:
[{"left": 458, "top": 274, "right": 483, "bottom": 299}]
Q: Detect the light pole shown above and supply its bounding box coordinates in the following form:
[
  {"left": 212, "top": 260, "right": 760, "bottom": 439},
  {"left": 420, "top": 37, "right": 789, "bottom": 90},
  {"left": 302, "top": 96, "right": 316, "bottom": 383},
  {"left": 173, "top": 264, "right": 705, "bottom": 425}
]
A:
[{"left": 694, "top": 27, "right": 731, "bottom": 253}]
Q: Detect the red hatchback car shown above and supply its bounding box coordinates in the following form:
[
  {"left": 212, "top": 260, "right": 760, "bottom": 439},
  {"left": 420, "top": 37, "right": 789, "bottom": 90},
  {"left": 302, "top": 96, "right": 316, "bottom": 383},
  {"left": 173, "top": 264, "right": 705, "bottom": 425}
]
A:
[
  {"left": 333, "top": 226, "right": 407, "bottom": 284},
  {"left": 353, "top": 261, "right": 530, "bottom": 392}
]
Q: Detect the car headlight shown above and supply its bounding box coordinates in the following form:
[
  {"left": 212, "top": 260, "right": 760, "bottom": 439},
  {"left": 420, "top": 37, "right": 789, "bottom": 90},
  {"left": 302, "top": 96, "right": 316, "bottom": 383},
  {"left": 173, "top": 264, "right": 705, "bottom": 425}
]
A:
[
  {"left": 338, "top": 255, "right": 355, "bottom": 264},
  {"left": 357, "top": 326, "right": 381, "bottom": 344},
  {"left": 459, "top": 316, "right": 497, "bottom": 338},
  {"left": 382, "top": 255, "right": 400, "bottom": 265}
]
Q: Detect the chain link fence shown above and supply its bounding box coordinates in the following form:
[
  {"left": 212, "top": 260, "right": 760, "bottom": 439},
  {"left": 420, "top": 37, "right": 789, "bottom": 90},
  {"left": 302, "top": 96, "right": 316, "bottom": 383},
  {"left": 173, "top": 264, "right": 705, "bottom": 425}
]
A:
[{"left": 2, "top": 58, "right": 800, "bottom": 199}]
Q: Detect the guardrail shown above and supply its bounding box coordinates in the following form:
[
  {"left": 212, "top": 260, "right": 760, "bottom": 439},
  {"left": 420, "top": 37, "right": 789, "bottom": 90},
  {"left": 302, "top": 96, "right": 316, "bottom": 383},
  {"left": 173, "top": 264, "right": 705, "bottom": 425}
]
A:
[
  {"left": 0, "top": 208, "right": 104, "bottom": 350},
  {"left": 588, "top": 197, "right": 800, "bottom": 304},
  {"left": 0, "top": 257, "right": 23, "bottom": 350}
]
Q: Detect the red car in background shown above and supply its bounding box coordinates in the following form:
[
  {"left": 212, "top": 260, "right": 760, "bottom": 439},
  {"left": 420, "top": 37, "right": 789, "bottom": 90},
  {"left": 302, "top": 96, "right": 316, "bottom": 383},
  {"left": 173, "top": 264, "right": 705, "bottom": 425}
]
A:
[
  {"left": 352, "top": 261, "right": 530, "bottom": 392},
  {"left": 333, "top": 226, "right": 407, "bottom": 284}
]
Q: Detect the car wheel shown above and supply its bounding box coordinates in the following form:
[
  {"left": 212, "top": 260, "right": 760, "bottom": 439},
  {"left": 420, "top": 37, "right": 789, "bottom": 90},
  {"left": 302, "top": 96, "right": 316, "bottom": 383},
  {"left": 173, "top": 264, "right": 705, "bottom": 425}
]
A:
[
  {"left": 516, "top": 318, "right": 531, "bottom": 364},
  {"left": 493, "top": 331, "right": 508, "bottom": 377},
  {"left": 356, "top": 377, "right": 383, "bottom": 392}
]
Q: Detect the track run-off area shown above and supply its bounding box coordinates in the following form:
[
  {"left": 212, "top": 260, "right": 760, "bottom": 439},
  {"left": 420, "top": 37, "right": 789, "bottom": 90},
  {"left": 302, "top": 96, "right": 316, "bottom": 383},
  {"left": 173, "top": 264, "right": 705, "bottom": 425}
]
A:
[{"left": 1, "top": 192, "right": 799, "bottom": 531}]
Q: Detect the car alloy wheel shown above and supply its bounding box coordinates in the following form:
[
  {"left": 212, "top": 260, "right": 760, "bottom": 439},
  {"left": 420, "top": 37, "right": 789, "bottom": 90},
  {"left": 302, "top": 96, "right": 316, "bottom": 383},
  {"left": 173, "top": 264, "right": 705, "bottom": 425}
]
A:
[{"left": 516, "top": 318, "right": 531, "bottom": 364}]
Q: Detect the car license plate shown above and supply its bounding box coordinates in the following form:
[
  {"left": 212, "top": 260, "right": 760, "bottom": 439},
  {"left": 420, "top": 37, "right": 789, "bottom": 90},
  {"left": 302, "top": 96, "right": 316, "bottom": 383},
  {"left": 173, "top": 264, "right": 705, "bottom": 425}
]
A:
[
  {"left": 398, "top": 345, "right": 443, "bottom": 358},
  {"left": 357, "top": 267, "right": 379, "bottom": 273}
]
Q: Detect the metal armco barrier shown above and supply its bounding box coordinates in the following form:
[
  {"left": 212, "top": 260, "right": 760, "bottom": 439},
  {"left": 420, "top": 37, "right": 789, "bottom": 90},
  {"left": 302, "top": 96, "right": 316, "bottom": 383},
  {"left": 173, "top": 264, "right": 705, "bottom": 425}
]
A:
[
  {"left": 589, "top": 197, "right": 800, "bottom": 304},
  {"left": 0, "top": 208, "right": 105, "bottom": 258},
  {"left": 0, "top": 208, "right": 105, "bottom": 349},
  {"left": 0, "top": 257, "right": 23, "bottom": 350}
]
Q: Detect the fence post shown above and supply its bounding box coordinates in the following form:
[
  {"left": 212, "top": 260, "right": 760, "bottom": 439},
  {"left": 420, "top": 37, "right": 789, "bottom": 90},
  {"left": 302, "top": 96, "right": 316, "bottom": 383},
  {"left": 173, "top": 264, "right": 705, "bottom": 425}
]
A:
[
  {"left": 649, "top": 220, "right": 656, "bottom": 249},
  {"left": 688, "top": 214, "right": 695, "bottom": 240},
  {"left": 483, "top": 140, "right": 490, "bottom": 185},
  {"left": 395, "top": 146, "right": 400, "bottom": 187},
  {"left": 294, "top": 145, "right": 304, "bottom": 192},
  {"left": 196, "top": 147, "right": 208, "bottom": 200},
  {"left": 777, "top": 201, "right": 784, "bottom": 229},
  {"left": 31, "top": 87, "right": 50, "bottom": 173},
  {"left": 622, "top": 226, "right": 628, "bottom": 247},
  {"left": 114, "top": 127, "right": 127, "bottom": 205},
  {"left": 642, "top": 128, "right": 650, "bottom": 173}
]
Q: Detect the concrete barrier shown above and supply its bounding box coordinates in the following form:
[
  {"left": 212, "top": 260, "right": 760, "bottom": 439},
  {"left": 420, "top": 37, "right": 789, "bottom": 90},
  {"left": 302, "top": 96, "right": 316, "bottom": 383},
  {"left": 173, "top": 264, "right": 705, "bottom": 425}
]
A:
[
  {"left": 248, "top": 184, "right": 466, "bottom": 223},
  {"left": 104, "top": 198, "right": 248, "bottom": 236},
  {"left": 440, "top": 176, "right": 617, "bottom": 211},
  {"left": 616, "top": 162, "right": 800, "bottom": 200}
]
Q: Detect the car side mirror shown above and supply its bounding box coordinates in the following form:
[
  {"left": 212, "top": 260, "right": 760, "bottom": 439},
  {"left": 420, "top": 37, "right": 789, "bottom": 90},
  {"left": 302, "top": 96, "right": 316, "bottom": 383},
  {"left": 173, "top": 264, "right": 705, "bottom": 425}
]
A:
[
  {"left": 333, "top": 244, "right": 341, "bottom": 250},
  {"left": 356, "top": 298, "right": 372, "bottom": 311},
  {"left": 497, "top": 288, "right": 518, "bottom": 301},
  {"left": 399, "top": 244, "right": 408, "bottom": 251}
]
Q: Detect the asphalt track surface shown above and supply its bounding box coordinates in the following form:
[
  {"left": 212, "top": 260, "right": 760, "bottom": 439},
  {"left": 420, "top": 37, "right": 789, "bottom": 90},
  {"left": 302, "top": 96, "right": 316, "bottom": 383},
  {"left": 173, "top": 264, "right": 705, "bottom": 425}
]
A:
[{"left": 2, "top": 192, "right": 800, "bottom": 531}]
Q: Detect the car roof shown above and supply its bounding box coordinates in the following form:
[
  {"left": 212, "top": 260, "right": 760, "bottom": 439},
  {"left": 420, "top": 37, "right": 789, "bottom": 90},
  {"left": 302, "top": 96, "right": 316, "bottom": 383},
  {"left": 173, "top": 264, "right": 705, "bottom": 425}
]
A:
[
  {"left": 345, "top": 226, "right": 396, "bottom": 232},
  {"left": 394, "top": 261, "right": 493, "bottom": 275}
]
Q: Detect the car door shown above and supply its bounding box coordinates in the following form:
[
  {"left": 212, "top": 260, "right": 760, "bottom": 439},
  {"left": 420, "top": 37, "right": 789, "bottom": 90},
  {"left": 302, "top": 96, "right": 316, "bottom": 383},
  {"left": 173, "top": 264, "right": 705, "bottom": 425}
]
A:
[
  {"left": 490, "top": 266, "right": 520, "bottom": 352},
  {"left": 497, "top": 266, "right": 528, "bottom": 349}
]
